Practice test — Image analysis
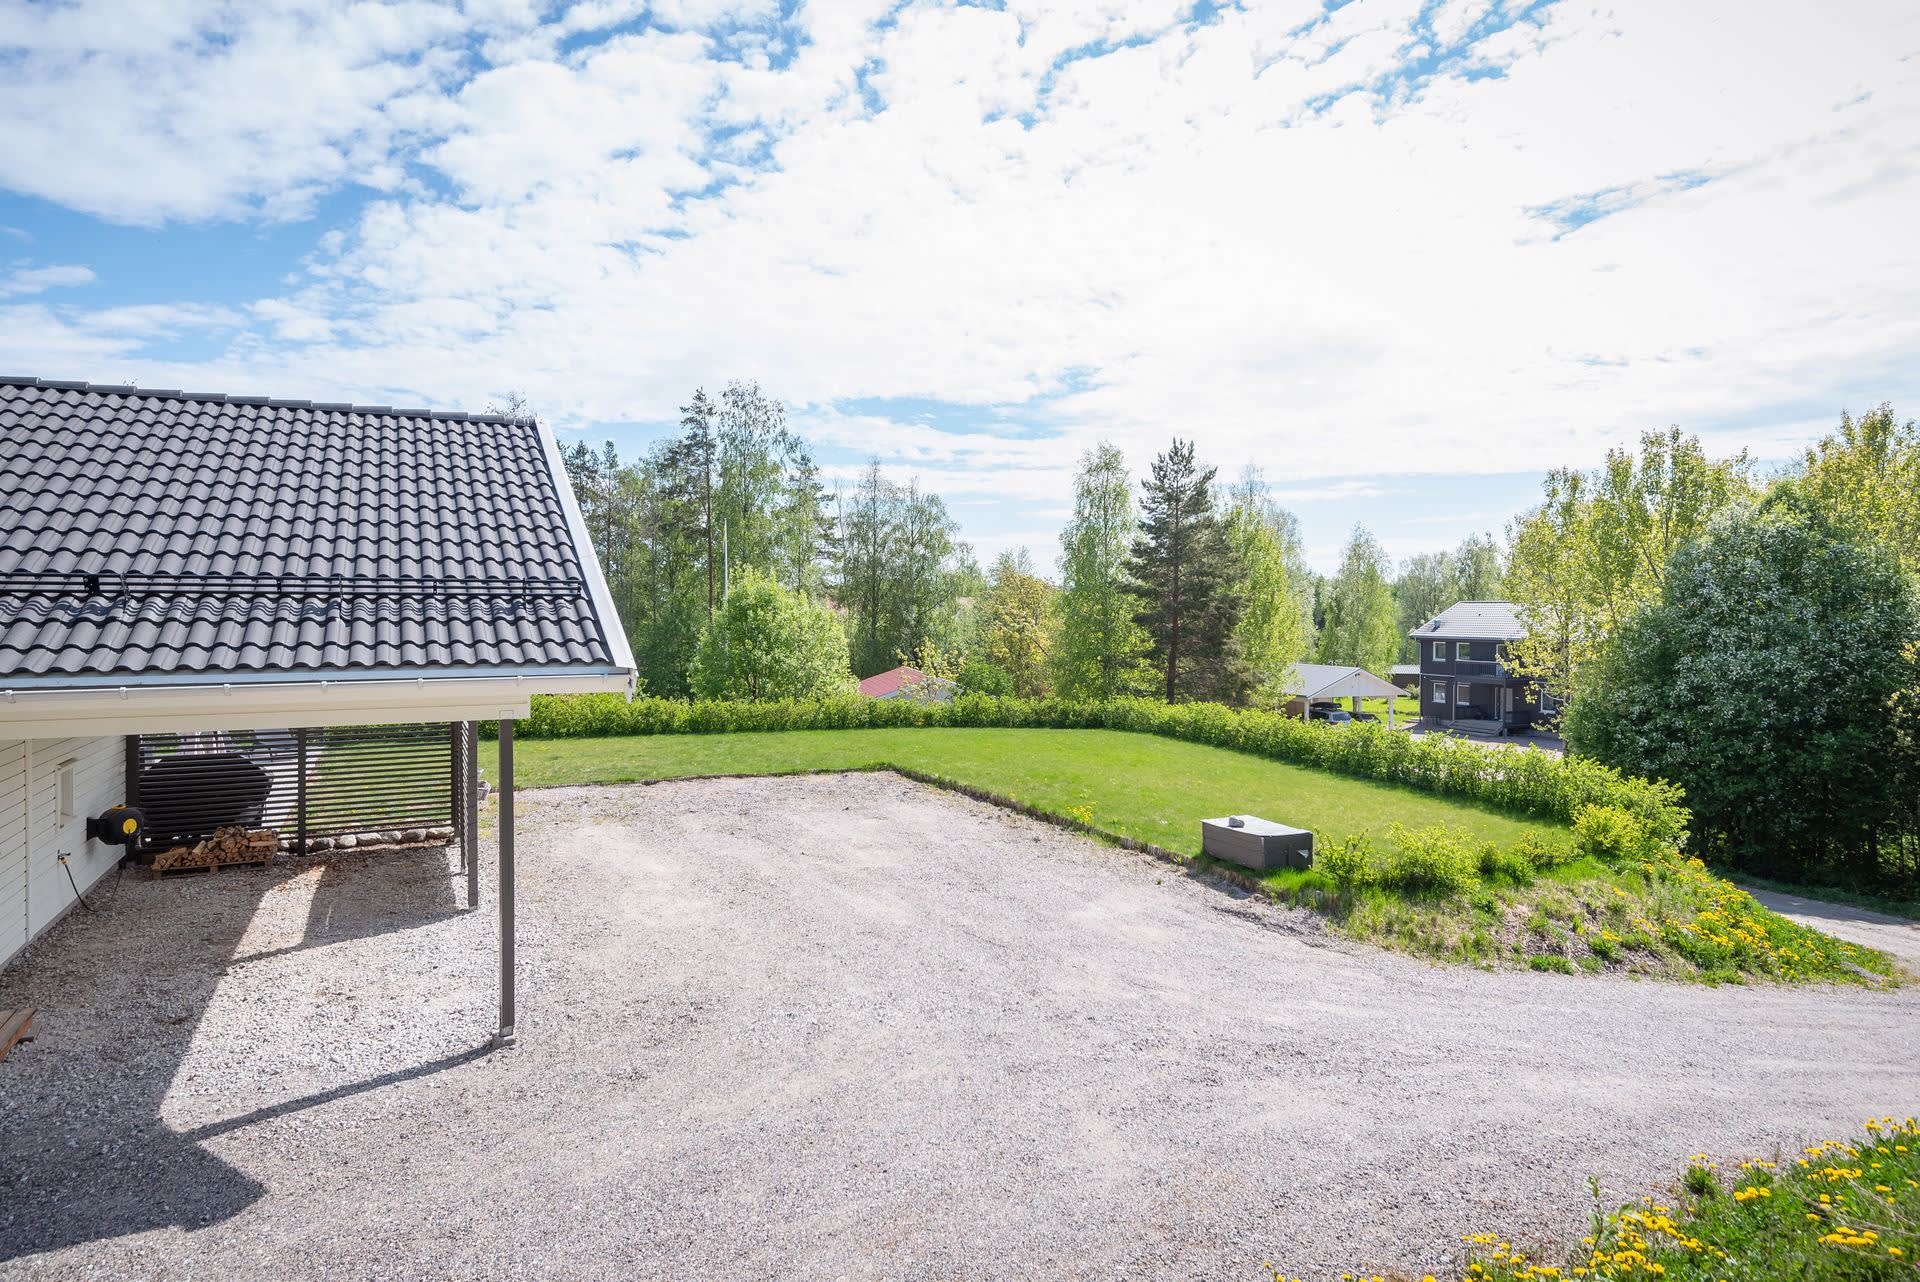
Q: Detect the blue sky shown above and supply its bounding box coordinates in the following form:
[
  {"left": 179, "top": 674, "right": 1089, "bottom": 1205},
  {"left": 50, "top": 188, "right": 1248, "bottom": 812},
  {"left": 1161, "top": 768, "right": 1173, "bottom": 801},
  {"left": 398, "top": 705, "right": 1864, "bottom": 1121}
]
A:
[{"left": 2, "top": 0, "right": 1917, "bottom": 572}]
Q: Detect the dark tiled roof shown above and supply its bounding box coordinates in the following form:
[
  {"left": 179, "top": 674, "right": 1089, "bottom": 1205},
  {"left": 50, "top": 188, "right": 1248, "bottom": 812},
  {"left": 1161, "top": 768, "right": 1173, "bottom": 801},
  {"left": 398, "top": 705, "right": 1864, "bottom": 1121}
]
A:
[
  {"left": 1412, "top": 600, "right": 1527, "bottom": 641},
  {"left": 0, "top": 377, "right": 624, "bottom": 681}
]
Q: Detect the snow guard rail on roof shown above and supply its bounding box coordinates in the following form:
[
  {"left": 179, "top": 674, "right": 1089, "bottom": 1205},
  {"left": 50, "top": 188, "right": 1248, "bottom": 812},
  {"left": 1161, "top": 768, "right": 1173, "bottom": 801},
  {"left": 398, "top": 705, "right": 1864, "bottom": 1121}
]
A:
[{"left": 0, "top": 571, "right": 589, "bottom": 602}]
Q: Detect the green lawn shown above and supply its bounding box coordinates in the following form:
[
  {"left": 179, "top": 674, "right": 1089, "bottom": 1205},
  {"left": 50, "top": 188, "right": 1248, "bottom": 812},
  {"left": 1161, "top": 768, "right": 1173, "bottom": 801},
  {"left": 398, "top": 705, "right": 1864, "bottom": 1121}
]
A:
[
  {"left": 1354, "top": 694, "right": 1413, "bottom": 722},
  {"left": 499, "top": 726, "right": 1560, "bottom": 860}
]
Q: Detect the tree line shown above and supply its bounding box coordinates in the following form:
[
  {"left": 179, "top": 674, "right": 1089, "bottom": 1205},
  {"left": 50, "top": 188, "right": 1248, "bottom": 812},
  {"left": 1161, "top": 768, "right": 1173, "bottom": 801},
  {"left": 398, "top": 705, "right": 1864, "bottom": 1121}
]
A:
[
  {"left": 558, "top": 381, "right": 980, "bottom": 699},
  {"left": 559, "top": 385, "right": 1504, "bottom": 706},
  {"left": 1500, "top": 408, "right": 1920, "bottom": 895}
]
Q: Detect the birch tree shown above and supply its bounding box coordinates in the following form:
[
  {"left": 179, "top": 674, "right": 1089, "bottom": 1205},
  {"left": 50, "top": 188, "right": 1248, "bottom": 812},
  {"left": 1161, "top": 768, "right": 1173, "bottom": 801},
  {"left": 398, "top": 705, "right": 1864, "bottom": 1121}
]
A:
[
  {"left": 1052, "top": 443, "right": 1152, "bottom": 699},
  {"left": 1504, "top": 427, "right": 1751, "bottom": 703}
]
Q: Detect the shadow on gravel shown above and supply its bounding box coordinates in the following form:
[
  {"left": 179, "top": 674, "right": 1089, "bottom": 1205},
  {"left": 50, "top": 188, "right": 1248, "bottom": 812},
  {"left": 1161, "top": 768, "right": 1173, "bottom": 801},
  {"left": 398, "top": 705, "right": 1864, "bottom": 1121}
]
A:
[
  {"left": 181, "top": 1043, "right": 493, "bottom": 1143},
  {"left": 0, "top": 846, "right": 469, "bottom": 1264}
]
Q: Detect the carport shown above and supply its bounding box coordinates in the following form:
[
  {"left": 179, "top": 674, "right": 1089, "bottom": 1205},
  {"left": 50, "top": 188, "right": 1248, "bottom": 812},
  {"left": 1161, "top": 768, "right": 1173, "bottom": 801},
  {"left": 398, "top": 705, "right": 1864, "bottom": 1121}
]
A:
[
  {"left": 0, "top": 377, "right": 636, "bottom": 1045},
  {"left": 1279, "top": 662, "right": 1407, "bottom": 726}
]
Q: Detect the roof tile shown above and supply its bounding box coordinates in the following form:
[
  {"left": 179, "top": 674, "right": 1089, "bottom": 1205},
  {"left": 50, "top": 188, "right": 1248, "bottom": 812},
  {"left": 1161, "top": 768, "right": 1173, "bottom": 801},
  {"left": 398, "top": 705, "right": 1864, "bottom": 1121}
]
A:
[{"left": 0, "top": 377, "right": 617, "bottom": 681}]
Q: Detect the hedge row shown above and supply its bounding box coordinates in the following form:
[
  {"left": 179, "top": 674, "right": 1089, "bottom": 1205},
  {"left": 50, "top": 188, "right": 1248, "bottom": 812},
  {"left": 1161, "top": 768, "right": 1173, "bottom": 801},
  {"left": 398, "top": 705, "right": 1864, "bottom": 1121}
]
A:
[{"left": 496, "top": 693, "right": 1689, "bottom": 837}]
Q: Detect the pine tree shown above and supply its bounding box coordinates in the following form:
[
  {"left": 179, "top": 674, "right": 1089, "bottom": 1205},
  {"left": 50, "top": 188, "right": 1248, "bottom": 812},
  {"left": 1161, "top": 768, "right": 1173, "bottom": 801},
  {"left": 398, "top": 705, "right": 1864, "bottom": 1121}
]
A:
[
  {"left": 1125, "top": 439, "right": 1252, "bottom": 704},
  {"left": 663, "top": 389, "right": 719, "bottom": 624},
  {"left": 779, "top": 447, "right": 836, "bottom": 596}
]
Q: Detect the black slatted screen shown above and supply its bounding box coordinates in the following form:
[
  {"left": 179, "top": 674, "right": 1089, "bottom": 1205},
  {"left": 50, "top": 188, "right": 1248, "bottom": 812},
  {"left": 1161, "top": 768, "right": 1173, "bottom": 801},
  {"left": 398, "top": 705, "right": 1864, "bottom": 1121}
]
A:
[{"left": 131, "top": 723, "right": 467, "bottom": 853}]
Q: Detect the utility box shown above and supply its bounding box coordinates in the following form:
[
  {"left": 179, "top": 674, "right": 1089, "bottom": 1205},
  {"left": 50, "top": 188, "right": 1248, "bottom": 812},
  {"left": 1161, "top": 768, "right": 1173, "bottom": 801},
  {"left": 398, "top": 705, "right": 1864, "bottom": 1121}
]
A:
[{"left": 1201, "top": 815, "right": 1313, "bottom": 871}]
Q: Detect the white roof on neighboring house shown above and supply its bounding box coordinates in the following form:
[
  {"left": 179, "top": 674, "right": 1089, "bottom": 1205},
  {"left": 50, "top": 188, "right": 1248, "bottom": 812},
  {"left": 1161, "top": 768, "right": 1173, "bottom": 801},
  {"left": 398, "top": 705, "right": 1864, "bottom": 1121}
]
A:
[
  {"left": 1410, "top": 600, "right": 1526, "bottom": 641},
  {"left": 1282, "top": 663, "right": 1406, "bottom": 701}
]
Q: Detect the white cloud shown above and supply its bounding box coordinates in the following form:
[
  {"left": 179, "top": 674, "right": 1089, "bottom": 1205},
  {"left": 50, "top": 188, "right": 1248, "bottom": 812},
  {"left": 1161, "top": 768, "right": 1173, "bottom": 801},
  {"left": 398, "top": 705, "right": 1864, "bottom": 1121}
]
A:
[
  {"left": 0, "top": 298, "right": 242, "bottom": 373},
  {"left": 1266, "top": 480, "right": 1395, "bottom": 504},
  {"left": 0, "top": 0, "right": 476, "bottom": 224},
  {"left": 2, "top": 0, "right": 1918, "bottom": 559},
  {"left": 0, "top": 263, "right": 94, "bottom": 297}
]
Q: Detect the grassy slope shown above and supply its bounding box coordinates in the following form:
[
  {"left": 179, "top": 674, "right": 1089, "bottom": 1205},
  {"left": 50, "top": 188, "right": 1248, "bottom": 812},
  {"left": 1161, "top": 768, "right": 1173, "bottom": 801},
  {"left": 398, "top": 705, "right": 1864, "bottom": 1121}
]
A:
[
  {"left": 1468, "top": 1117, "right": 1920, "bottom": 1282},
  {"left": 500, "top": 726, "right": 1562, "bottom": 857}
]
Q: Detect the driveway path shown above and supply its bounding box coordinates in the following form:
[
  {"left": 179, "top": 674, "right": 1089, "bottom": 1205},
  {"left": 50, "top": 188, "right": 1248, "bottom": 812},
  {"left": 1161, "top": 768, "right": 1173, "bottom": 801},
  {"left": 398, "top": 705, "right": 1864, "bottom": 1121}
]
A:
[
  {"left": 2, "top": 773, "right": 1916, "bottom": 1282},
  {"left": 1744, "top": 885, "right": 1920, "bottom": 972}
]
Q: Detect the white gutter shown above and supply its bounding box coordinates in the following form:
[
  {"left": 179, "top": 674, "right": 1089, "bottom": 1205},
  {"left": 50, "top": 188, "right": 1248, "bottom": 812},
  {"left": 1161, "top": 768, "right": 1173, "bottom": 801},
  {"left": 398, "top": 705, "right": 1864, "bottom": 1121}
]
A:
[
  {"left": 0, "top": 661, "right": 625, "bottom": 692},
  {"left": 0, "top": 669, "right": 629, "bottom": 739},
  {"left": 536, "top": 418, "right": 638, "bottom": 689}
]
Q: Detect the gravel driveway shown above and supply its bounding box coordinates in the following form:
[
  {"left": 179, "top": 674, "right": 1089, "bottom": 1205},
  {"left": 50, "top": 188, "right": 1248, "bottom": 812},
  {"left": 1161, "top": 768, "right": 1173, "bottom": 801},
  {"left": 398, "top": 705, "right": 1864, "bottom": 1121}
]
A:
[{"left": 2, "top": 772, "right": 1916, "bottom": 1281}]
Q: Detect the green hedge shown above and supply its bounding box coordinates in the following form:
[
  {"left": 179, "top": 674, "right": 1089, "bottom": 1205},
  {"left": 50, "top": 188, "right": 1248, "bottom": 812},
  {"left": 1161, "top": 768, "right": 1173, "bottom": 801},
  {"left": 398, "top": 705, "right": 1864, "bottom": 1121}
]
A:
[{"left": 493, "top": 694, "right": 1689, "bottom": 837}]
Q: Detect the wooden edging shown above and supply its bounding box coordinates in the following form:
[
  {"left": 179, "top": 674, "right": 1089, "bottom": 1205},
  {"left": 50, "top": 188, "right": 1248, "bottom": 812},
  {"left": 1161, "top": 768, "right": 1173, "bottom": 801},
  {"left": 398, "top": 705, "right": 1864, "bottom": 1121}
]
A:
[{"left": 0, "top": 1008, "right": 34, "bottom": 1063}]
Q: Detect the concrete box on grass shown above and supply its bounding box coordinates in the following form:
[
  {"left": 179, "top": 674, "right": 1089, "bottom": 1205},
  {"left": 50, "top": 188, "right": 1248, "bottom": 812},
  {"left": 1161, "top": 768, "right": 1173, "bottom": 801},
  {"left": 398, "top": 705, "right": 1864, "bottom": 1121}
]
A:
[{"left": 1200, "top": 816, "right": 1313, "bottom": 871}]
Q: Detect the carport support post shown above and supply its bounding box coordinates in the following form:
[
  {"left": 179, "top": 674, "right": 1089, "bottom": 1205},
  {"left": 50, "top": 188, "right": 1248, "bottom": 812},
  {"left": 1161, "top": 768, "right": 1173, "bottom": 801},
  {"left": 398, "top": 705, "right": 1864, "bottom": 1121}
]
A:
[
  {"left": 495, "top": 719, "right": 517, "bottom": 1047},
  {"left": 464, "top": 722, "right": 480, "bottom": 909}
]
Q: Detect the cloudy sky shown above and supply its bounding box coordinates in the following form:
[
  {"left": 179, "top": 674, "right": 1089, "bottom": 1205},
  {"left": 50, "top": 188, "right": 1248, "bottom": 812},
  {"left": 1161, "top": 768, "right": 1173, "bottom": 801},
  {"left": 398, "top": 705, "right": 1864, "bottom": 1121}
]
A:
[{"left": 2, "top": 0, "right": 1916, "bottom": 572}]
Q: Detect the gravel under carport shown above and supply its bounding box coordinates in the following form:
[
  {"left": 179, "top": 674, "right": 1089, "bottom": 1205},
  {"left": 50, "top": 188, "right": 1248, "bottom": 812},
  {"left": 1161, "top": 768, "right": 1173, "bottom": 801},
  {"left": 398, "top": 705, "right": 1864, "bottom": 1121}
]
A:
[{"left": 2, "top": 771, "right": 1917, "bottom": 1281}]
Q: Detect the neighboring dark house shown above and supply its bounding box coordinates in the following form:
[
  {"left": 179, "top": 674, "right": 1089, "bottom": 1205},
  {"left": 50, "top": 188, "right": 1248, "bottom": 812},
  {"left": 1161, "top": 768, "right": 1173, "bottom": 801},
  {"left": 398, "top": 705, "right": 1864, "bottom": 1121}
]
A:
[{"left": 1409, "top": 601, "right": 1552, "bottom": 734}]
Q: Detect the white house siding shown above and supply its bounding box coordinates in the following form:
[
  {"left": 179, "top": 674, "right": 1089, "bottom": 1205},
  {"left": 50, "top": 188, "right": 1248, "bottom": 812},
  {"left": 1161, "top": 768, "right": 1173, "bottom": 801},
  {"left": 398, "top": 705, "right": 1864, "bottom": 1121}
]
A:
[
  {"left": 1, "top": 735, "right": 124, "bottom": 970},
  {"left": 0, "top": 742, "right": 25, "bottom": 967}
]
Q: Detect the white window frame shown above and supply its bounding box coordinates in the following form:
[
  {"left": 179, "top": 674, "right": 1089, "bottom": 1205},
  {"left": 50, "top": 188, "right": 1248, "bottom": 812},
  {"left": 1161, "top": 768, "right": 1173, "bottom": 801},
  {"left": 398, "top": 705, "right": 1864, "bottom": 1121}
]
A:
[
  {"left": 1430, "top": 679, "right": 1448, "bottom": 704},
  {"left": 1431, "top": 640, "right": 1445, "bottom": 661},
  {"left": 1456, "top": 641, "right": 1472, "bottom": 661}
]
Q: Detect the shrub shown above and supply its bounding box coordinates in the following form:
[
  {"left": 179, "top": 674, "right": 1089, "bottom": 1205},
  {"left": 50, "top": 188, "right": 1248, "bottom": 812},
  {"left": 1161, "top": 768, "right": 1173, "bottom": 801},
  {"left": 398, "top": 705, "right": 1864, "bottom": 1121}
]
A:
[
  {"left": 1378, "top": 825, "right": 1481, "bottom": 896},
  {"left": 1572, "top": 803, "right": 1661, "bottom": 865},
  {"left": 1476, "top": 841, "right": 1538, "bottom": 886},
  {"left": 687, "top": 570, "right": 856, "bottom": 701},
  {"left": 507, "top": 694, "right": 1691, "bottom": 837},
  {"left": 1316, "top": 833, "right": 1378, "bottom": 889},
  {"left": 1514, "top": 831, "right": 1577, "bottom": 873}
]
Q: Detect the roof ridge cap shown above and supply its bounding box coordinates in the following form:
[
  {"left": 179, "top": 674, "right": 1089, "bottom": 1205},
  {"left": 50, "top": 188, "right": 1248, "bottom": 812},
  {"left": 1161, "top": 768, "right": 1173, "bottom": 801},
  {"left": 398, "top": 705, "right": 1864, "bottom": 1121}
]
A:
[{"left": 0, "top": 374, "right": 518, "bottom": 426}]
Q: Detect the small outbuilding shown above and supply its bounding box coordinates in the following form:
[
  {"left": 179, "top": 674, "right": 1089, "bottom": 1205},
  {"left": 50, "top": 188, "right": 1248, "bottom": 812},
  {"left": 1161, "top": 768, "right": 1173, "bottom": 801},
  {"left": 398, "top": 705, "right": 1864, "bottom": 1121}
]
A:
[{"left": 857, "top": 665, "right": 955, "bottom": 703}]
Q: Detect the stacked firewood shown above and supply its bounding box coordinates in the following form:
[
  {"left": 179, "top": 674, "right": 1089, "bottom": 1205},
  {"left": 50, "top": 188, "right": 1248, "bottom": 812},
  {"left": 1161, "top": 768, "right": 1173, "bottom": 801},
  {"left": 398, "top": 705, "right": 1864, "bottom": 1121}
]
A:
[{"left": 153, "top": 826, "right": 280, "bottom": 871}]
